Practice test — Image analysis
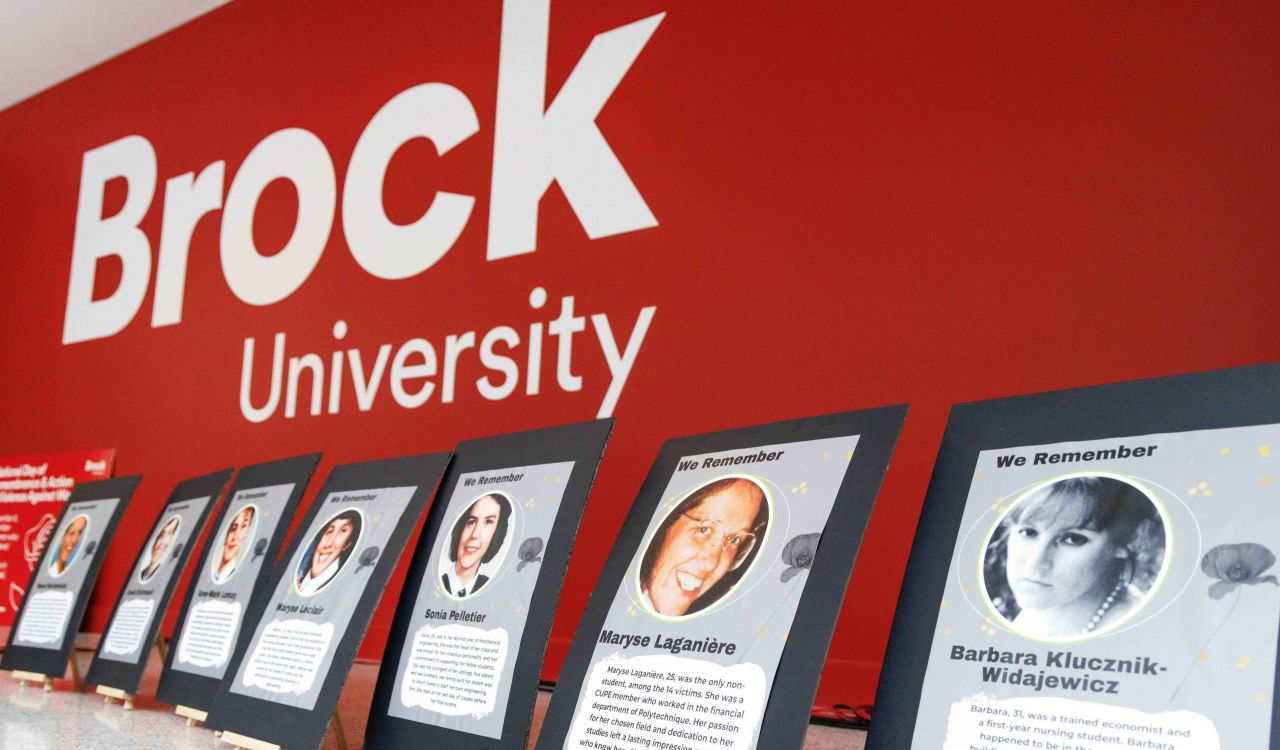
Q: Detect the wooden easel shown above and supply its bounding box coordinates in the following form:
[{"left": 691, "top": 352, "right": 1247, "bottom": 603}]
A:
[
  {"left": 175, "top": 703, "right": 208, "bottom": 726},
  {"left": 11, "top": 651, "right": 84, "bottom": 692},
  {"left": 96, "top": 683, "right": 135, "bottom": 710},
  {"left": 219, "top": 712, "right": 349, "bottom": 750},
  {"left": 95, "top": 634, "right": 169, "bottom": 711}
]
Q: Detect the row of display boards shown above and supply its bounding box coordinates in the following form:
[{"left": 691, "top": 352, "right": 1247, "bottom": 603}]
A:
[{"left": 3, "top": 362, "right": 1279, "bottom": 750}]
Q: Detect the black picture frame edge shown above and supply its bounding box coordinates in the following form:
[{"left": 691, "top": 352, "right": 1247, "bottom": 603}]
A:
[
  {"left": 364, "top": 418, "right": 614, "bottom": 750},
  {"left": 83, "top": 467, "right": 233, "bottom": 695},
  {"left": 866, "top": 361, "right": 1280, "bottom": 749},
  {"left": 204, "top": 451, "right": 451, "bottom": 750},
  {"left": 0, "top": 475, "right": 143, "bottom": 679},
  {"left": 155, "top": 452, "right": 323, "bottom": 711},
  {"left": 534, "top": 405, "right": 908, "bottom": 750}
]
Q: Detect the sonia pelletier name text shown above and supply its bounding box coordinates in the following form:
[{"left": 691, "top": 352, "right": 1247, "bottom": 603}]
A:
[{"left": 424, "top": 608, "right": 488, "bottom": 624}]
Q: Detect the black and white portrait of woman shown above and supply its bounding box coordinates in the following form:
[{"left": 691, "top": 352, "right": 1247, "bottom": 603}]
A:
[
  {"left": 983, "top": 475, "right": 1168, "bottom": 640},
  {"left": 439, "top": 492, "right": 514, "bottom": 599}
]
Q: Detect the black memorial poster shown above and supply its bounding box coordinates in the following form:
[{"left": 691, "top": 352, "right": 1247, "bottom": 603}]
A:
[
  {"left": 868, "top": 362, "right": 1280, "bottom": 750},
  {"left": 204, "top": 452, "right": 450, "bottom": 750},
  {"left": 84, "top": 469, "right": 231, "bottom": 694},
  {"left": 536, "top": 407, "right": 906, "bottom": 750},
  {"left": 157, "top": 453, "right": 321, "bottom": 711},
  {"left": 1, "top": 476, "right": 141, "bottom": 678},
  {"left": 366, "top": 419, "right": 613, "bottom": 750}
]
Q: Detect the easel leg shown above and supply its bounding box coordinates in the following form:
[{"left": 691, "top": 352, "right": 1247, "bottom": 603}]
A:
[
  {"left": 69, "top": 653, "right": 84, "bottom": 691},
  {"left": 13, "top": 669, "right": 56, "bottom": 692},
  {"left": 330, "top": 711, "right": 349, "bottom": 750}
]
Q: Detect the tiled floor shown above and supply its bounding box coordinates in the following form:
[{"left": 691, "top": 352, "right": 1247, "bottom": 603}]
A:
[{"left": 0, "top": 651, "right": 867, "bottom": 749}]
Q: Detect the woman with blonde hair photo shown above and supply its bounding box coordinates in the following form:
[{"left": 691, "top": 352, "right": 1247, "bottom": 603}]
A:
[{"left": 984, "top": 475, "right": 1166, "bottom": 639}]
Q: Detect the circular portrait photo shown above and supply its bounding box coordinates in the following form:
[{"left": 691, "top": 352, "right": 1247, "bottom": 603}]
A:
[
  {"left": 139, "top": 515, "right": 182, "bottom": 584},
  {"left": 48, "top": 514, "right": 90, "bottom": 578},
  {"left": 438, "top": 492, "right": 515, "bottom": 600},
  {"left": 638, "top": 476, "right": 771, "bottom": 619},
  {"left": 982, "top": 474, "right": 1169, "bottom": 641},
  {"left": 293, "top": 508, "right": 365, "bottom": 597},
  {"left": 210, "top": 504, "right": 259, "bottom": 585}
]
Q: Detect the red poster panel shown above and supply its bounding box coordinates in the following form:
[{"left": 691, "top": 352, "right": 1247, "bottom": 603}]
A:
[{"left": 0, "top": 449, "right": 115, "bottom": 627}]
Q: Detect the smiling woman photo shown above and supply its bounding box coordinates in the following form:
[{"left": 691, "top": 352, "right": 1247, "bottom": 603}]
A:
[
  {"left": 639, "top": 476, "right": 770, "bottom": 618},
  {"left": 984, "top": 475, "right": 1166, "bottom": 640},
  {"left": 441, "top": 493, "right": 513, "bottom": 599},
  {"left": 294, "top": 509, "right": 363, "bottom": 596},
  {"left": 49, "top": 514, "right": 89, "bottom": 577}
]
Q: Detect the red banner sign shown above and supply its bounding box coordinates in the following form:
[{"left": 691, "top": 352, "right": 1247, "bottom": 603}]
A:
[{"left": 0, "top": 449, "right": 115, "bottom": 627}]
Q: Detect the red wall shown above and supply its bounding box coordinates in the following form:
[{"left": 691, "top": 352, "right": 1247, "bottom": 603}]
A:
[{"left": 1, "top": 1, "right": 1278, "bottom": 710}]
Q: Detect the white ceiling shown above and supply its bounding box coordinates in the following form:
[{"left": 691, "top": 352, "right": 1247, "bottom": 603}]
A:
[{"left": 0, "top": 0, "right": 233, "bottom": 112}]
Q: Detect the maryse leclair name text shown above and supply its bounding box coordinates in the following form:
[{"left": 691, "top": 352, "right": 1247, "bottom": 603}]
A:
[
  {"left": 424, "top": 608, "right": 487, "bottom": 623},
  {"left": 599, "top": 629, "right": 737, "bottom": 656},
  {"left": 951, "top": 644, "right": 1167, "bottom": 696},
  {"left": 995, "top": 444, "right": 1158, "bottom": 469},
  {"left": 676, "top": 450, "right": 785, "bottom": 472},
  {"left": 463, "top": 473, "right": 524, "bottom": 488},
  {"left": 276, "top": 602, "right": 325, "bottom": 615}
]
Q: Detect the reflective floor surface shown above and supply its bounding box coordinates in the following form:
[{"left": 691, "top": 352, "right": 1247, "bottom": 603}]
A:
[{"left": 0, "top": 650, "right": 867, "bottom": 749}]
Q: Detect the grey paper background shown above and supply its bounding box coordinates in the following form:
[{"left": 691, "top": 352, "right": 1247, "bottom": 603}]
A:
[
  {"left": 911, "top": 423, "right": 1280, "bottom": 748},
  {"left": 564, "top": 434, "right": 859, "bottom": 746},
  {"left": 230, "top": 485, "right": 416, "bottom": 710},
  {"left": 14, "top": 496, "right": 121, "bottom": 650},
  {"left": 387, "top": 460, "right": 575, "bottom": 739},
  {"left": 171, "top": 482, "right": 296, "bottom": 678},
  {"left": 98, "top": 495, "right": 211, "bottom": 663}
]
